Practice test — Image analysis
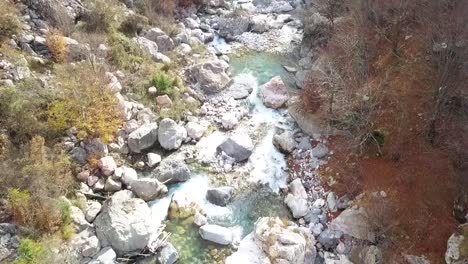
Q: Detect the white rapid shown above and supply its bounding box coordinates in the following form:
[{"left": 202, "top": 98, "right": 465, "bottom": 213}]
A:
[{"left": 246, "top": 76, "right": 290, "bottom": 192}]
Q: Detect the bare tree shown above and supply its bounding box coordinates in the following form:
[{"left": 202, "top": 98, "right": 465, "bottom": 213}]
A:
[
  {"left": 315, "top": 0, "right": 346, "bottom": 27},
  {"left": 420, "top": 0, "right": 468, "bottom": 143}
]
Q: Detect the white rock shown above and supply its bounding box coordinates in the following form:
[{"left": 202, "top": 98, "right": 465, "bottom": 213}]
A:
[
  {"left": 98, "top": 156, "right": 117, "bottom": 176},
  {"left": 147, "top": 153, "right": 162, "bottom": 167},
  {"left": 186, "top": 122, "right": 207, "bottom": 140},
  {"left": 158, "top": 118, "right": 187, "bottom": 150},
  {"left": 199, "top": 224, "right": 233, "bottom": 245},
  {"left": 261, "top": 76, "right": 289, "bottom": 109},
  {"left": 128, "top": 123, "right": 159, "bottom": 153},
  {"left": 94, "top": 191, "right": 155, "bottom": 255},
  {"left": 221, "top": 112, "right": 239, "bottom": 130},
  {"left": 85, "top": 201, "right": 102, "bottom": 223}
]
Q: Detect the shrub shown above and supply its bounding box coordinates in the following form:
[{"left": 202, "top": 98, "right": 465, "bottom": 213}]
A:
[
  {"left": 46, "top": 29, "right": 69, "bottom": 63},
  {"left": 108, "top": 31, "right": 146, "bottom": 71},
  {"left": 82, "top": 0, "right": 123, "bottom": 33},
  {"left": 8, "top": 189, "right": 32, "bottom": 226},
  {"left": 0, "top": 79, "right": 50, "bottom": 144},
  {"left": 13, "top": 239, "right": 46, "bottom": 264},
  {"left": 119, "top": 13, "right": 149, "bottom": 37},
  {"left": 47, "top": 63, "right": 123, "bottom": 143},
  {"left": 152, "top": 72, "right": 174, "bottom": 96},
  {"left": 0, "top": 1, "right": 21, "bottom": 41}
]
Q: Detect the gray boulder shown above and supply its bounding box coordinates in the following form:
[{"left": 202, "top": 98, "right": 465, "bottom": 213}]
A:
[
  {"left": 261, "top": 76, "right": 289, "bottom": 109},
  {"left": 158, "top": 243, "right": 179, "bottom": 264},
  {"left": 129, "top": 178, "right": 168, "bottom": 202},
  {"left": 94, "top": 190, "right": 154, "bottom": 255},
  {"left": 23, "top": 0, "right": 86, "bottom": 28},
  {"left": 128, "top": 123, "right": 158, "bottom": 153},
  {"left": 218, "top": 16, "right": 251, "bottom": 40},
  {"left": 318, "top": 229, "right": 343, "bottom": 250},
  {"left": 206, "top": 187, "right": 234, "bottom": 206},
  {"left": 144, "top": 28, "right": 175, "bottom": 52},
  {"left": 190, "top": 59, "right": 231, "bottom": 94},
  {"left": 199, "top": 224, "right": 234, "bottom": 245},
  {"left": 158, "top": 118, "right": 187, "bottom": 150},
  {"left": 330, "top": 207, "right": 375, "bottom": 242},
  {"left": 273, "top": 130, "right": 297, "bottom": 153},
  {"left": 153, "top": 156, "right": 191, "bottom": 184},
  {"left": 284, "top": 179, "right": 308, "bottom": 218},
  {"left": 71, "top": 206, "right": 92, "bottom": 232},
  {"left": 89, "top": 247, "right": 116, "bottom": 264},
  {"left": 445, "top": 225, "right": 468, "bottom": 264},
  {"left": 312, "top": 143, "right": 329, "bottom": 159},
  {"left": 217, "top": 133, "right": 254, "bottom": 162},
  {"left": 135, "top": 37, "right": 159, "bottom": 62}
]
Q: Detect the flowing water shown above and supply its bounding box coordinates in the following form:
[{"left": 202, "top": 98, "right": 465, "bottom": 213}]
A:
[{"left": 146, "top": 51, "right": 295, "bottom": 263}]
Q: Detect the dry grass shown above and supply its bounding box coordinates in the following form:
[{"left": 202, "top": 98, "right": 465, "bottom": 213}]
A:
[{"left": 46, "top": 29, "right": 69, "bottom": 63}]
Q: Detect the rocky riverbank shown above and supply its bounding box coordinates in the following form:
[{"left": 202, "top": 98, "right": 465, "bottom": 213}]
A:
[{"left": 1, "top": 0, "right": 465, "bottom": 263}]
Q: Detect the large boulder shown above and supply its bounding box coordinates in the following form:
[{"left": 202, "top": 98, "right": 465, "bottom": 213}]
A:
[
  {"left": 330, "top": 207, "right": 376, "bottom": 243},
  {"left": 190, "top": 59, "right": 231, "bottom": 94},
  {"left": 89, "top": 247, "right": 116, "bottom": 264},
  {"left": 24, "top": 0, "right": 86, "bottom": 28},
  {"left": 169, "top": 191, "right": 204, "bottom": 220},
  {"left": 144, "top": 28, "right": 175, "bottom": 52},
  {"left": 261, "top": 76, "right": 289, "bottom": 109},
  {"left": 98, "top": 156, "right": 117, "bottom": 176},
  {"left": 158, "top": 243, "right": 179, "bottom": 264},
  {"left": 199, "top": 224, "right": 234, "bottom": 245},
  {"left": 445, "top": 224, "right": 468, "bottom": 264},
  {"left": 153, "top": 156, "right": 191, "bottom": 184},
  {"left": 158, "top": 118, "right": 187, "bottom": 150},
  {"left": 218, "top": 16, "right": 252, "bottom": 40},
  {"left": 129, "top": 178, "right": 168, "bottom": 202},
  {"left": 135, "top": 37, "right": 159, "bottom": 61},
  {"left": 186, "top": 122, "right": 207, "bottom": 140},
  {"left": 217, "top": 133, "right": 254, "bottom": 162},
  {"left": 94, "top": 190, "right": 154, "bottom": 255},
  {"left": 273, "top": 130, "right": 297, "bottom": 153},
  {"left": 227, "top": 217, "right": 316, "bottom": 264},
  {"left": 128, "top": 123, "right": 158, "bottom": 153},
  {"left": 284, "top": 179, "right": 308, "bottom": 218},
  {"left": 206, "top": 187, "right": 234, "bottom": 207}
]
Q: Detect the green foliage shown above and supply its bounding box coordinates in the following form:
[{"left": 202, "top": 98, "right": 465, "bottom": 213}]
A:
[
  {"left": 8, "top": 189, "right": 32, "bottom": 226},
  {"left": 152, "top": 72, "right": 175, "bottom": 96},
  {"left": 0, "top": 79, "right": 52, "bottom": 144},
  {"left": 13, "top": 239, "right": 46, "bottom": 264},
  {"left": 0, "top": 0, "right": 21, "bottom": 41},
  {"left": 108, "top": 31, "right": 146, "bottom": 71},
  {"left": 47, "top": 63, "right": 123, "bottom": 143}
]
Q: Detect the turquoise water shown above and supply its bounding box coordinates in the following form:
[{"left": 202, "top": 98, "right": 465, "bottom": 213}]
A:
[
  {"left": 146, "top": 52, "right": 296, "bottom": 263},
  {"left": 229, "top": 52, "right": 295, "bottom": 87}
]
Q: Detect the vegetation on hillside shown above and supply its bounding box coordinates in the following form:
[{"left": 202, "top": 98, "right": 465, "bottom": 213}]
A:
[{"left": 301, "top": 0, "right": 468, "bottom": 261}]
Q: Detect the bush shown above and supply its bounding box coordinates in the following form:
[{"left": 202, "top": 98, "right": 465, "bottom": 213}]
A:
[
  {"left": 82, "top": 0, "right": 123, "bottom": 33},
  {"left": 13, "top": 239, "right": 46, "bottom": 264},
  {"left": 8, "top": 189, "right": 32, "bottom": 226},
  {"left": 119, "top": 13, "right": 149, "bottom": 37},
  {"left": 0, "top": 1, "right": 21, "bottom": 41},
  {"left": 108, "top": 31, "right": 146, "bottom": 71},
  {"left": 47, "top": 63, "right": 123, "bottom": 143},
  {"left": 46, "top": 29, "right": 69, "bottom": 63},
  {"left": 0, "top": 79, "right": 51, "bottom": 144},
  {"left": 152, "top": 72, "right": 175, "bottom": 96}
]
